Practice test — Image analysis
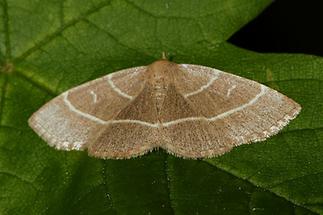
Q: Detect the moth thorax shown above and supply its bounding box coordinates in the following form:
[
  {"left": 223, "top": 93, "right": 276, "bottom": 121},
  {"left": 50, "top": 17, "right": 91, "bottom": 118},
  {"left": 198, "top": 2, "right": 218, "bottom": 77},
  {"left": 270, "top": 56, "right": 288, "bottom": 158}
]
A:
[
  {"left": 147, "top": 59, "right": 175, "bottom": 114},
  {"left": 152, "top": 76, "right": 168, "bottom": 114}
]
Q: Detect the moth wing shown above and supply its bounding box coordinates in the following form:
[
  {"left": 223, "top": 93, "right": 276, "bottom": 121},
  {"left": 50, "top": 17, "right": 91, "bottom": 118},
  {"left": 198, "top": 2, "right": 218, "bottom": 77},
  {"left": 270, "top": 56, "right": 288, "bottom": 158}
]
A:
[
  {"left": 161, "top": 64, "right": 301, "bottom": 158},
  {"left": 28, "top": 66, "right": 147, "bottom": 152},
  {"left": 87, "top": 83, "right": 161, "bottom": 159}
]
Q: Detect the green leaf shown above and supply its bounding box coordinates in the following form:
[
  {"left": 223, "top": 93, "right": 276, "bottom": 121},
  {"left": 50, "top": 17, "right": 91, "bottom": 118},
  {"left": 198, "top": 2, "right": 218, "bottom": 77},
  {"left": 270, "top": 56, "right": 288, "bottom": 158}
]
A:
[{"left": 0, "top": 0, "right": 322, "bottom": 214}]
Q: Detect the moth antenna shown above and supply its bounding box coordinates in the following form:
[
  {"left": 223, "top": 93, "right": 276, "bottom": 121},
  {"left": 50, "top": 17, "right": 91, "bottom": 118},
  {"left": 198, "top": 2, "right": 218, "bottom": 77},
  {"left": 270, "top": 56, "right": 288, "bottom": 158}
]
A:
[{"left": 161, "top": 51, "right": 168, "bottom": 60}]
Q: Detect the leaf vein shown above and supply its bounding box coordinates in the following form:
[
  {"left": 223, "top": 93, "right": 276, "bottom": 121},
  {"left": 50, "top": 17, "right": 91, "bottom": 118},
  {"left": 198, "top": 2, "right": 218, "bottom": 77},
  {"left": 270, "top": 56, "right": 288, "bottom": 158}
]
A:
[
  {"left": 0, "top": 75, "right": 8, "bottom": 125},
  {"left": 59, "top": 0, "right": 65, "bottom": 26},
  {"left": 14, "top": 68, "right": 56, "bottom": 96},
  {"left": 84, "top": 19, "right": 154, "bottom": 59},
  {"left": 2, "top": 0, "right": 11, "bottom": 59},
  {"left": 268, "top": 171, "right": 323, "bottom": 190},
  {"left": 14, "top": 0, "right": 113, "bottom": 63},
  {"left": 203, "top": 160, "right": 318, "bottom": 213},
  {"left": 101, "top": 162, "right": 118, "bottom": 213},
  {"left": 0, "top": 171, "right": 39, "bottom": 191}
]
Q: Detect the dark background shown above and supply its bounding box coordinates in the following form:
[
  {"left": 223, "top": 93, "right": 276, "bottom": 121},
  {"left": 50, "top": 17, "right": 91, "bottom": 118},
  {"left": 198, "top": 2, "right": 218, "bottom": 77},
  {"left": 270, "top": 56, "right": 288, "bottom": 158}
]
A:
[{"left": 229, "top": 0, "right": 323, "bottom": 57}]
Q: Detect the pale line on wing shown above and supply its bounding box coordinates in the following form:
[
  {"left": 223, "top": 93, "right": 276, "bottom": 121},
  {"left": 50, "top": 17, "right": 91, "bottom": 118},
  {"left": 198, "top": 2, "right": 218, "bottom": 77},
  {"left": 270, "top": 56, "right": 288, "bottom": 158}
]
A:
[
  {"left": 163, "top": 85, "right": 267, "bottom": 126},
  {"left": 226, "top": 85, "right": 236, "bottom": 97},
  {"left": 63, "top": 85, "right": 267, "bottom": 128},
  {"left": 211, "top": 85, "right": 267, "bottom": 120},
  {"left": 90, "top": 91, "right": 97, "bottom": 103},
  {"left": 184, "top": 69, "right": 220, "bottom": 98},
  {"left": 63, "top": 92, "right": 106, "bottom": 124},
  {"left": 63, "top": 92, "right": 159, "bottom": 127},
  {"left": 107, "top": 74, "right": 133, "bottom": 100}
]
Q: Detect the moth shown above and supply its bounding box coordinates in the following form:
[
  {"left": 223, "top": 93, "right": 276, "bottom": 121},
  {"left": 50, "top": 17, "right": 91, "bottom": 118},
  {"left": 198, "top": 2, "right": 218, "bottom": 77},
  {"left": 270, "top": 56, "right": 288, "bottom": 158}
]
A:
[{"left": 28, "top": 59, "right": 301, "bottom": 159}]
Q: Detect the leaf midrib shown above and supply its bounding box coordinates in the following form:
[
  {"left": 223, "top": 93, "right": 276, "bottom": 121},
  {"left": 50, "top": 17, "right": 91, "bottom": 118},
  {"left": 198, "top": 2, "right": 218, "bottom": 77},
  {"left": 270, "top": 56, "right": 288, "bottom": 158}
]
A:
[{"left": 164, "top": 155, "right": 175, "bottom": 214}]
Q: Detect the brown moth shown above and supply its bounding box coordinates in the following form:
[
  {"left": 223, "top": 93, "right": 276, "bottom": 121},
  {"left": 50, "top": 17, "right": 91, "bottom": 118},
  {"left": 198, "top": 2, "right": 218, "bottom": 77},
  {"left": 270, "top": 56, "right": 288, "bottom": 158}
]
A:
[{"left": 28, "top": 59, "right": 301, "bottom": 159}]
